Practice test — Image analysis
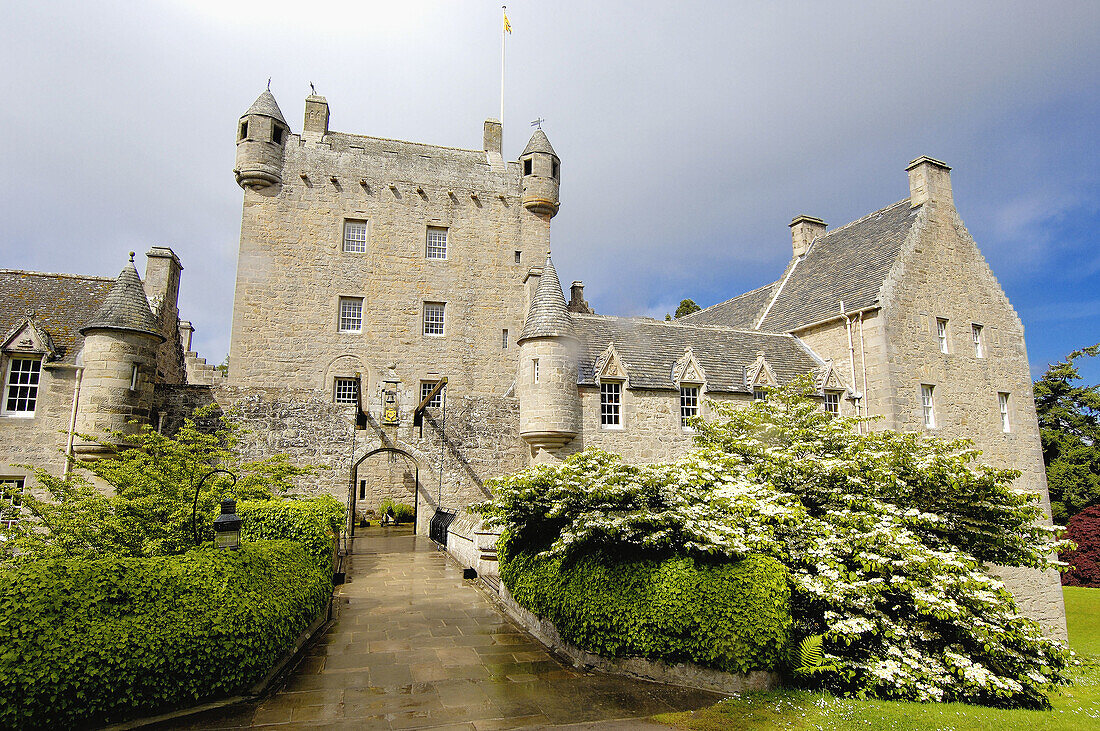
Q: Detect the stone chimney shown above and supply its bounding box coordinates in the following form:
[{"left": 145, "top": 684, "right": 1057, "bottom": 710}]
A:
[
  {"left": 303, "top": 94, "right": 330, "bottom": 136},
  {"left": 483, "top": 119, "right": 502, "bottom": 156},
  {"left": 568, "top": 281, "right": 594, "bottom": 314},
  {"left": 906, "top": 156, "right": 953, "bottom": 208},
  {"left": 789, "top": 215, "right": 827, "bottom": 258},
  {"left": 144, "top": 247, "right": 183, "bottom": 319},
  {"left": 522, "top": 265, "right": 544, "bottom": 315},
  {"left": 178, "top": 320, "right": 194, "bottom": 352}
]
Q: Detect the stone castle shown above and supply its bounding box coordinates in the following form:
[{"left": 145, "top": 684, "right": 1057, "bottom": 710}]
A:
[{"left": 0, "top": 88, "right": 1065, "bottom": 637}]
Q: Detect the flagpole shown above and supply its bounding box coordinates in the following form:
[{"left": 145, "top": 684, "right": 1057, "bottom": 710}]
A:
[{"left": 500, "top": 5, "right": 507, "bottom": 132}]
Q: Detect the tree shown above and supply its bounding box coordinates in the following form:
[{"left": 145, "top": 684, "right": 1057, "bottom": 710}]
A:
[
  {"left": 674, "top": 298, "right": 701, "bottom": 318},
  {"left": 479, "top": 380, "right": 1070, "bottom": 708},
  {"left": 2, "top": 406, "right": 312, "bottom": 563},
  {"left": 1061, "top": 504, "right": 1100, "bottom": 587},
  {"left": 1034, "top": 345, "right": 1100, "bottom": 523}
]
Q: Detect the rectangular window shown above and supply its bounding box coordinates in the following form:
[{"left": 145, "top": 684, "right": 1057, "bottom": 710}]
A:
[
  {"left": 921, "top": 384, "right": 936, "bottom": 429},
  {"left": 423, "top": 302, "right": 445, "bottom": 336},
  {"left": 239, "top": 121, "right": 248, "bottom": 140},
  {"left": 3, "top": 358, "right": 41, "bottom": 416},
  {"left": 532, "top": 358, "right": 539, "bottom": 383},
  {"left": 271, "top": 124, "right": 283, "bottom": 144},
  {"left": 426, "top": 226, "right": 448, "bottom": 260},
  {"left": 600, "top": 382, "right": 622, "bottom": 427},
  {"left": 523, "top": 159, "right": 532, "bottom": 175},
  {"left": 824, "top": 391, "right": 841, "bottom": 416},
  {"left": 334, "top": 377, "right": 359, "bottom": 405},
  {"left": 338, "top": 297, "right": 363, "bottom": 333},
  {"left": 999, "top": 392, "right": 1011, "bottom": 432},
  {"left": 937, "top": 318, "right": 949, "bottom": 354},
  {"left": 680, "top": 386, "right": 699, "bottom": 428},
  {"left": 0, "top": 478, "right": 23, "bottom": 530},
  {"left": 343, "top": 220, "right": 368, "bottom": 253},
  {"left": 973, "top": 324, "right": 984, "bottom": 358},
  {"left": 130, "top": 363, "right": 139, "bottom": 391},
  {"left": 753, "top": 387, "right": 767, "bottom": 402},
  {"left": 552, "top": 160, "right": 559, "bottom": 179},
  {"left": 514, "top": 250, "right": 521, "bottom": 264},
  {"left": 420, "top": 381, "right": 443, "bottom": 409},
  {"left": 502, "top": 329, "right": 509, "bottom": 349},
  {"left": 359, "top": 479, "right": 366, "bottom": 500}
]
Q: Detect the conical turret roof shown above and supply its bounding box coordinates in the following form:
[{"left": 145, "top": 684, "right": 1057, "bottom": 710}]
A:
[
  {"left": 80, "top": 254, "right": 165, "bottom": 341},
  {"left": 521, "top": 128, "right": 557, "bottom": 158},
  {"left": 243, "top": 89, "right": 287, "bottom": 125},
  {"left": 519, "top": 255, "right": 576, "bottom": 342}
]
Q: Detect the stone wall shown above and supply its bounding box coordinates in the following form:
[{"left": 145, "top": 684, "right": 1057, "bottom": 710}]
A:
[
  {"left": 794, "top": 310, "right": 889, "bottom": 426},
  {"left": 0, "top": 362, "right": 77, "bottom": 492}
]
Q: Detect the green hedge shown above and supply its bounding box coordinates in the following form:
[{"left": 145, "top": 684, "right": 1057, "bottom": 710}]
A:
[
  {"left": 0, "top": 540, "right": 330, "bottom": 729},
  {"left": 500, "top": 550, "right": 791, "bottom": 674},
  {"left": 236, "top": 496, "right": 344, "bottom": 568}
]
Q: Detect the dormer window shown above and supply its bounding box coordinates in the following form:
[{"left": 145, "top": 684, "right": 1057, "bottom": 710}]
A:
[
  {"left": 3, "top": 357, "right": 41, "bottom": 416},
  {"left": 680, "top": 386, "right": 699, "bottom": 428},
  {"left": 600, "top": 382, "right": 622, "bottom": 428},
  {"left": 239, "top": 121, "right": 248, "bottom": 141},
  {"left": 823, "top": 391, "right": 841, "bottom": 416}
]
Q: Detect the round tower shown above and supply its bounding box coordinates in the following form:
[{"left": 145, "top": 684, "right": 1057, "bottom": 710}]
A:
[
  {"left": 520, "top": 128, "right": 560, "bottom": 218},
  {"left": 73, "top": 253, "right": 166, "bottom": 458},
  {"left": 517, "top": 254, "right": 580, "bottom": 456},
  {"left": 234, "top": 87, "right": 289, "bottom": 190}
]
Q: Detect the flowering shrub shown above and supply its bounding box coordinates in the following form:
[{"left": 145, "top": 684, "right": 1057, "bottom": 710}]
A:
[
  {"left": 477, "top": 380, "right": 1072, "bottom": 709},
  {"left": 1061, "top": 504, "right": 1100, "bottom": 586}
]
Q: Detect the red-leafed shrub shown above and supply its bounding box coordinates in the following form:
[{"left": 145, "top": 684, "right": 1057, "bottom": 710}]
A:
[{"left": 1061, "top": 504, "right": 1100, "bottom": 586}]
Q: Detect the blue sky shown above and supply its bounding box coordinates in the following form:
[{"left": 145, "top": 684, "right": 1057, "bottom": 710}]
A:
[{"left": 1, "top": 1, "right": 1097, "bottom": 384}]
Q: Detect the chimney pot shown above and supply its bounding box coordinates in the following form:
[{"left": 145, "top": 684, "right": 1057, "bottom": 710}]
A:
[
  {"left": 789, "top": 215, "right": 827, "bottom": 258},
  {"left": 906, "top": 156, "right": 953, "bottom": 208}
]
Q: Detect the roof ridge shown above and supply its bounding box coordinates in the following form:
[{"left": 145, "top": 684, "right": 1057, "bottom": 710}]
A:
[
  {"left": 327, "top": 131, "right": 491, "bottom": 157},
  {"left": 810, "top": 198, "right": 912, "bottom": 246},
  {"left": 573, "top": 312, "right": 798, "bottom": 339},
  {"left": 0, "top": 269, "right": 115, "bottom": 282},
  {"left": 685, "top": 280, "right": 777, "bottom": 319}
]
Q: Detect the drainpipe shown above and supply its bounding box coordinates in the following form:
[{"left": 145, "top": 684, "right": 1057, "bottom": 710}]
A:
[
  {"left": 858, "top": 313, "right": 868, "bottom": 423},
  {"left": 841, "top": 301, "right": 860, "bottom": 431},
  {"left": 63, "top": 366, "right": 84, "bottom": 479}
]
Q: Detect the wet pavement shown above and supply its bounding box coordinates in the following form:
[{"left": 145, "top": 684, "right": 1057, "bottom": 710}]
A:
[{"left": 163, "top": 528, "right": 720, "bottom": 730}]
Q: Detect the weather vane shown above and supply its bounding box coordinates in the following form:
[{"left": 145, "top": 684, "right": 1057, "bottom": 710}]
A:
[
  {"left": 531, "top": 117, "right": 545, "bottom": 129},
  {"left": 267, "top": 77, "right": 271, "bottom": 91},
  {"left": 310, "top": 81, "right": 316, "bottom": 95}
]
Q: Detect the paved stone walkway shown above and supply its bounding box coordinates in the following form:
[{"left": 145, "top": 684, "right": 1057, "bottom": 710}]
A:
[{"left": 164, "top": 529, "right": 720, "bottom": 730}]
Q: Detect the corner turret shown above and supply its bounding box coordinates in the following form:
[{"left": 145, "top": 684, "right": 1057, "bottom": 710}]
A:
[
  {"left": 520, "top": 128, "right": 560, "bottom": 218},
  {"left": 73, "top": 253, "right": 166, "bottom": 457},
  {"left": 234, "top": 87, "right": 289, "bottom": 190},
  {"left": 516, "top": 254, "right": 580, "bottom": 457}
]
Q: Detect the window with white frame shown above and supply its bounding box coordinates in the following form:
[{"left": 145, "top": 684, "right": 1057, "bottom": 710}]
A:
[
  {"left": 600, "top": 382, "right": 622, "bottom": 427},
  {"left": 753, "top": 387, "right": 767, "bottom": 402},
  {"left": 426, "top": 226, "right": 448, "bottom": 260},
  {"left": 973, "top": 324, "right": 984, "bottom": 358},
  {"left": 0, "top": 478, "right": 23, "bottom": 530},
  {"left": 423, "top": 302, "right": 445, "bottom": 336},
  {"left": 343, "top": 220, "right": 368, "bottom": 253},
  {"left": 502, "top": 329, "right": 509, "bottom": 349},
  {"left": 999, "top": 392, "right": 1011, "bottom": 432},
  {"left": 937, "top": 318, "right": 949, "bottom": 354},
  {"left": 532, "top": 358, "right": 539, "bottom": 383},
  {"left": 420, "top": 381, "right": 443, "bottom": 409},
  {"left": 824, "top": 391, "right": 841, "bottom": 416},
  {"left": 921, "top": 384, "right": 936, "bottom": 429},
  {"left": 3, "top": 357, "right": 41, "bottom": 416},
  {"left": 680, "top": 386, "right": 699, "bottom": 428},
  {"left": 338, "top": 297, "right": 363, "bottom": 333},
  {"left": 130, "top": 363, "right": 139, "bottom": 392},
  {"left": 334, "top": 377, "right": 358, "bottom": 405}
]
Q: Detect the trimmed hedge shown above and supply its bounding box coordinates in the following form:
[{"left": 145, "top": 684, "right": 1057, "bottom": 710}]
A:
[
  {"left": 236, "top": 496, "right": 344, "bottom": 568},
  {"left": 500, "top": 550, "right": 791, "bottom": 674},
  {"left": 0, "top": 540, "right": 330, "bottom": 729}
]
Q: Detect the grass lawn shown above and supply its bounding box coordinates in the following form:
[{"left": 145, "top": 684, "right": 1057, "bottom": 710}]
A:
[{"left": 653, "top": 587, "right": 1100, "bottom": 730}]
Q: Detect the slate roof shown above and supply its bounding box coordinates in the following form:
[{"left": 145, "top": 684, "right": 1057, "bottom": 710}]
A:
[
  {"left": 572, "top": 314, "right": 822, "bottom": 392},
  {"left": 80, "top": 258, "right": 164, "bottom": 341},
  {"left": 521, "top": 129, "right": 557, "bottom": 158},
  {"left": 519, "top": 255, "right": 576, "bottom": 342},
  {"left": 0, "top": 270, "right": 114, "bottom": 364},
  {"left": 244, "top": 90, "right": 287, "bottom": 125},
  {"left": 683, "top": 198, "right": 921, "bottom": 333},
  {"left": 684, "top": 281, "right": 777, "bottom": 329}
]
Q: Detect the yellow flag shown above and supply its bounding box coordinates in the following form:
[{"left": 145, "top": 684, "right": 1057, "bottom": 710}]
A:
[{"left": 503, "top": 10, "right": 512, "bottom": 33}]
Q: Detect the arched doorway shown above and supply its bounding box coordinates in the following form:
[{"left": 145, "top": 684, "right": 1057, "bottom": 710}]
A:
[{"left": 349, "top": 447, "right": 420, "bottom": 535}]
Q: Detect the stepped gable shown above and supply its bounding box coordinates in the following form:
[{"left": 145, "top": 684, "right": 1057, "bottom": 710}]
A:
[
  {"left": 0, "top": 270, "right": 114, "bottom": 364},
  {"left": 519, "top": 255, "right": 576, "bottom": 342},
  {"left": 571, "top": 314, "right": 821, "bottom": 392},
  {"left": 685, "top": 199, "right": 920, "bottom": 333},
  {"left": 244, "top": 90, "right": 287, "bottom": 125},
  {"left": 683, "top": 281, "right": 778, "bottom": 329},
  {"left": 80, "top": 255, "right": 164, "bottom": 341}
]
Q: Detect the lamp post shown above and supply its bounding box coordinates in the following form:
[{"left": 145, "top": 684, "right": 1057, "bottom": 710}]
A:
[
  {"left": 191, "top": 468, "right": 238, "bottom": 545},
  {"left": 213, "top": 498, "right": 242, "bottom": 550}
]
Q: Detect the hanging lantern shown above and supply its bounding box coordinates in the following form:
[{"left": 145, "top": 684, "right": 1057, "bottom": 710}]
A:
[{"left": 213, "top": 498, "right": 242, "bottom": 550}]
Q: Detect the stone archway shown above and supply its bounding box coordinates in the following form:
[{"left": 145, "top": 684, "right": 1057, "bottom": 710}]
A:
[{"left": 349, "top": 446, "right": 420, "bottom": 535}]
